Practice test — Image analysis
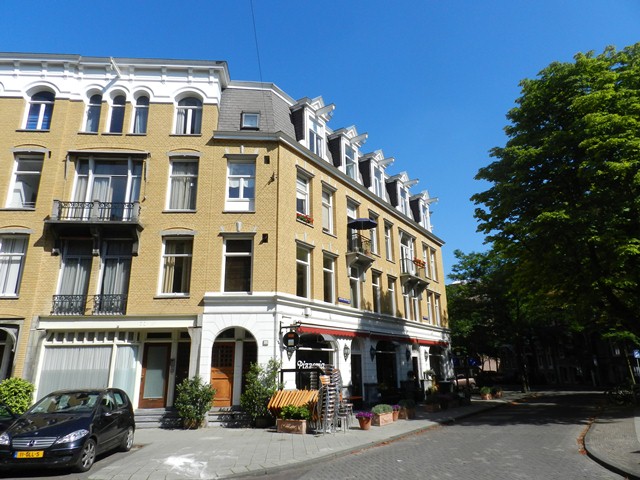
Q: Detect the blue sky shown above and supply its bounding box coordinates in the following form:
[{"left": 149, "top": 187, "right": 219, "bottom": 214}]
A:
[{"left": 2, "top": 1, "right": 638, "bottom": 280}]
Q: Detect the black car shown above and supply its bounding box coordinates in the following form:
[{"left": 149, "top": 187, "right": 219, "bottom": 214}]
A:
[
  {"left": 0, "top": 404, "right": 18, "bottom": 433},
  {"left": 0, "top": 388, "right": 135, "bottom": 473}
]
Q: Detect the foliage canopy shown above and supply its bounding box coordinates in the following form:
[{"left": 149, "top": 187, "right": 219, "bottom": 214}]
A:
[{"left": 472, "top": 44, "right": 640, "bottom": 336}]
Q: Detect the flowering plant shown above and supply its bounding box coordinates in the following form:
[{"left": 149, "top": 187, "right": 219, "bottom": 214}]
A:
[
  {"left": 296, "top": 213, "right": 314, "bottom": 224},
  {"left": 413, "top": 258, "right": 426, "bottom": 268},
  {"left": 391, "top": 404, "right": 401, "bottom": 411},
  {"left": 355, "top": 411, "right": 374, "bottom": 419}
]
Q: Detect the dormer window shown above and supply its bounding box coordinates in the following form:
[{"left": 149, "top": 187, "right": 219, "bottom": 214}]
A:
[
  {"left": 399, "top": 187, "right": 410, "bottom": 216},
  {"left": 308, "top": 118, "right": 324, "bottom": 157},
  {"left": 345, "top": 145, "right": 357, "bottom": 180},
  {"left": 373, "top": 166, "right": 385, "bottom": 198},
  {"left": 241, "top": 112, "right": 260, "bottom": 130}
]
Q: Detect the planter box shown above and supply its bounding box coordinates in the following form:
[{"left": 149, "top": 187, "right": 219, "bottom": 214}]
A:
[
  {"left": 373, "top": 412, "right": 394, "bottom": 426},
  {"left": 276, "top": 418, "right": 307, "bottom": 434},
  {"left": 398, "top": 408, "right": 416, "bottom": 419},
  {"left": 424, "top": 403, "right": 441, "bottom": 413}
]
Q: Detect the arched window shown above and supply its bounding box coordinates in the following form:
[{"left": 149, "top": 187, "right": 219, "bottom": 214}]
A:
[
  {"left": 85, "top": 94, "right": 103, "bottom": 133},
  {"left": 175, "top": 96, "right": 202, "bottom": 135},
  {"left": 25, "top": 91, "right": 55, "bottom": 130},
  {"left": 132, "top": 95, "right": 149, "bottom": 134},
  {"left": 109, "top": 95, "right": 126, "bottom": 133}
]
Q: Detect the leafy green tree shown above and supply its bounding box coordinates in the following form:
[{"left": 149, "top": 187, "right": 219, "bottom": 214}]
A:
[
  {"left": 473, "top": 44, "right": 640, "bottom": 337},
  {"left": 0, "top": 378, "right": 34, "bottom": 414}
]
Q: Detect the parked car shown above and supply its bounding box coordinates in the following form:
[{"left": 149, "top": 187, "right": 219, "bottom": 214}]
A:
[
  {"left": 0, "top": 404, "right": 17, "bottom": 433},
  {"left": 0, "top": 388, "right": 135, "bottom": 473},
  {"left": 453, "top": 374, "right": 477, "bottom": 389}
]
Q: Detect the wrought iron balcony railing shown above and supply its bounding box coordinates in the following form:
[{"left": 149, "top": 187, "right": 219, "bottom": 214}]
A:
[
  {"left": 51, "top": 295, "right": 87, "bottom": 315},
  {"left": 51, "top": 294, "right": 128, "bottom": 315},
  {"left": 347, "top": 232, "right": 372, "bottom": 255},
  {"left": 50, "top": 200, "right": 140, "bottom": 222},
  {"left": 92, "top": 294, "right": 128, "bottom": 315}
]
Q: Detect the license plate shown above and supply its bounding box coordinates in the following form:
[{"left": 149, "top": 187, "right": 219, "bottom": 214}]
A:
[{"left": 15, "top": 451, "right": 44, "bottom": 459}]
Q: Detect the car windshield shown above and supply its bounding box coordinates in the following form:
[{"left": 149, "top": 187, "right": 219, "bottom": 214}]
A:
[{"left": 30, "top": 392, "right": 100, "bottom": 414}]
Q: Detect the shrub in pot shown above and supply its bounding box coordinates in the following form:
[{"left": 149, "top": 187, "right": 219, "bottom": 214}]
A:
[
  {"left": 372, "top": 403, "right": 394, "bottom": 426},
  {"left": 174, "top": 376, "right": 216, "bottom": 429},
  {"left": 355, "top": 411, "right": 373, "bottom": 430},
  {"left": 276, "top": 404, "right": 311, "bottom": 434},
  {"left": 480, "top": 386, "right": 493, "bottom": 400},
  {"left": 240, "top": 359, "right": 282, "bottom": 427},
  {"left": 0, "top": 378, "right": 34, "bottom": 415}
]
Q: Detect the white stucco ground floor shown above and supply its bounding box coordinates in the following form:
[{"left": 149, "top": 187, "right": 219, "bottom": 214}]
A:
[{"left": 21, "top": 292, "right": 452, "bottom": 409}]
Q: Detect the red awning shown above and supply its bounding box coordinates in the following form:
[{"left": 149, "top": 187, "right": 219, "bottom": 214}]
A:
[{"left": 296, "top": 325, "right": 448, "bottom": 347}]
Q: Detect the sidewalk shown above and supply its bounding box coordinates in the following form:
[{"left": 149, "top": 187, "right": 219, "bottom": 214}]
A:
[
  {"left": 87, "top": 391, "right": 640, "bottom": 480},
  {"left": 583, "top": 404, "right": 640, "bottom": 480}
]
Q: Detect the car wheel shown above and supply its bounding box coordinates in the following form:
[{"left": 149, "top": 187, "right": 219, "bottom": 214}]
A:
[
  {"left": 120, "top": 426, "right": 135, "bottom": 452},
  {"left": 73, "top": 438, "right": 97, "bottom": 473}
]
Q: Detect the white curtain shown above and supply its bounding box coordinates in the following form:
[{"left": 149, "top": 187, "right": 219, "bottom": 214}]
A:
[
  {"left": 0, "top": 237, "right": 26, "bottom": 295},
  {"left": 170, "top": 162, "right": 197, "bottom": 209},
  {"left": 113, "top": 345, "right": 138, "bottom": 400},
  {"left": 38, "top": 347, "right": 111, "bottom": 399}
]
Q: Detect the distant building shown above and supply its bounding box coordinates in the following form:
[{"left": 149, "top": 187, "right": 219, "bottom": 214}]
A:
[{"left": 0, "top": 53, "right": 450, "bottom": 409}]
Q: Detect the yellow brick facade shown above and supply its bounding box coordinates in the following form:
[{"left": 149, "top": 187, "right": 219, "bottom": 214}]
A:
[{"left": 0, "top": 54, "right": 449, "bottom": 409}]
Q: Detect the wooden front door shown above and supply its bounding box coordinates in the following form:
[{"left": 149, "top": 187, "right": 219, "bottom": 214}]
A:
[
  {"left": 139, "top": 343, "right": 171, "bottom": 409},
  {"left": 211, "top": 343, "right": 235, "bottom": 407}
]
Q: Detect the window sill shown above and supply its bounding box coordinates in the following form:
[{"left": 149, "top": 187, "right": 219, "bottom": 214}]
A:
[
  {"left": 322, "top": 230, "right": 337, "bottom": 239},
  {"left": 169, "top": 134, "right": 203, "bottom": 137},
  {"left": 162, "top": 209, "right": 197, "bottom": 214},
  {"left": 155, "top": 294, "right": 190, "bottom": 299},
  {"left": 16, "top": 129, "right": 50, "bottom": 133},
  {"left": 102, "top": 132, "right": 123, "bottom": 136},
  {"left": 0, "top": 207, "right": 36, "bottom": 212},
  {"left": 78, "top": 131, "right": 99, "bottom": 135},
  {"left": 223, "top": 210, "right": 255, "bottom": 214},
  {"left": 296, "top": 219, "right": 314, "bottom": 227},
  {"left": 126, "top": 133, "right": 147, "bottom": 136},
  {"left": 0, "top": 295, "right": 19, "bottom": 300}
]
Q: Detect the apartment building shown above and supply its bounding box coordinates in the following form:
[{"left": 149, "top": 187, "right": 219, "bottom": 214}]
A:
[{"left": 0, "top": 53, "right": 450, "bottom": 409}]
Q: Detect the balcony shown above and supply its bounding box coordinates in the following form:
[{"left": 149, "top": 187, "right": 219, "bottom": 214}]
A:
[
  {"left": 346, "top": 232, "right": 375, "bottom": 271},
  {"left": 52, "top": 294, "right": 128, "bottom": 316},
  {"left": 45, "top": 200, "right": 143, "bottom": 255},
  {"left": 400, "top": 257, "right": 429, "bottom": 294}
]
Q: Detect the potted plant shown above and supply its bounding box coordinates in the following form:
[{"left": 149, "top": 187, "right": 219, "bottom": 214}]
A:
[
  {"left": 391, "top": 404, "right": 401, "bottom": 421},
  {"left": 174, "top": 376, "right": 216, "bottom": 429},
  {"left": 355, "top": 411, "right": 373, "bottom": 430},
  {"left": 240, "top": 359, "right": 282, "bottom": 427},
  {"left": 423, "top": 394, "right": 441, "bottom": 413},
  {"left": 492, "top": 386, "right": 503, "bottom": 399},
  {"left": 371, "top": 404, "right": 394, "bottom": 426},
  {"left": 480, "top": 386, "right": 493, "bottom": 400},
  {"left": 276, "top": 404, "right": 310, "bottom": 434},
  {"left": 398, "top": 398, "right": 416, "bottom": 419}
]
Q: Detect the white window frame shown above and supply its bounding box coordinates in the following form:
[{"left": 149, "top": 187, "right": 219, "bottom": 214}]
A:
[
  {"left": 426, "top": 293, "right": 433, "bottom": 324},
  {"left": 296, "top": 174, "right": 310, "bottom": 216},
  {"left": 373, "top": 166, "right": 385, "bottom": 199},
  {"left": 322, "top": 254, "right": 335, "bottom": 304},
  {"left": 308, "top": 118, "right": 324, "bottom": 157},
  {"left": 159, "top": 237, "right": 193, "bottom": 296},
  {"left": 435, "top": 295, "right": 441, "bottom": 326},
  {"left": 349, "top": 266, "right": 361, "bottom": 309},
  {"left": 372, "top": 271, "right": 381, "bottom": 314},
  {"left": 108, "top": 94, "right": 126, "bottom": 133},
  {"left": 412, "top": 288, "right": 421, "bottom": 322},
  {"left": 369, "top": 213, "right": 378, "bottom": 254},
  {"left": 167, "top": 158, "right": 198, "bottom": 211},
  {"left": 174, "top": 96, "right": 203, "bottom": 135},
  {"left": 387, "top": 276, "right": 396, "bottom": 316},
  {"left": 321, "top": 188, "right": 334, "bottom": 234},
  {"left": 24, "top": 91, "right": 54, "bottom": 130},
  {"left": 384, "top": 222, "right": 393, "bottom": 261},
  {"left": 296, "top": 244, "right": 311, "bottom": 299},
  {"left": 6, "top": 153, "right": 44, "bottom": 209},
  {"left": 430, "top": 249, "right": 438, "bottom": 282},
  {"left": 225, "top": 160, "right": 256, "bottom": 212},
  {"left": 402, "top": 284, "right": 411, "bottom": 320},
  {"left": 222, "top": 237, "right": 253, "bottom": 293},
  {"left": 131, "top": 95, "right": 149, "bottom": 134},
  {"left": 241, "top": 112, "right": 260, "bottom": 129},
  {"left": 399, "top": 186, "right": 410, "bottom": 216},
  {"left": 0, "top": 236, "right": 27, "bottom": 297},
  {"left": 345, "top": 144, "right": 357, "bottom": 180},
  {"left": 400, "top": 232, "right": 415, "bottom": 274},
  {"left": 84, "top": 93, "right": 102, "bottom": 133}
]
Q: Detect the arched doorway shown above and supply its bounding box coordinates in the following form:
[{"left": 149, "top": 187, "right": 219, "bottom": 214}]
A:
[
  {"left": 0, "top": 328, "right": 16, "bottom": 380},
  {"left": 211, "top": 328, "right": 257, "bottom": 407}
]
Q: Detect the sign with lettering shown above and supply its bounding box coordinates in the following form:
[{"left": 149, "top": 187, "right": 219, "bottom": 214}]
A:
[{"left": 297, "top": 360, "right": 325, "bottom": 370}]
